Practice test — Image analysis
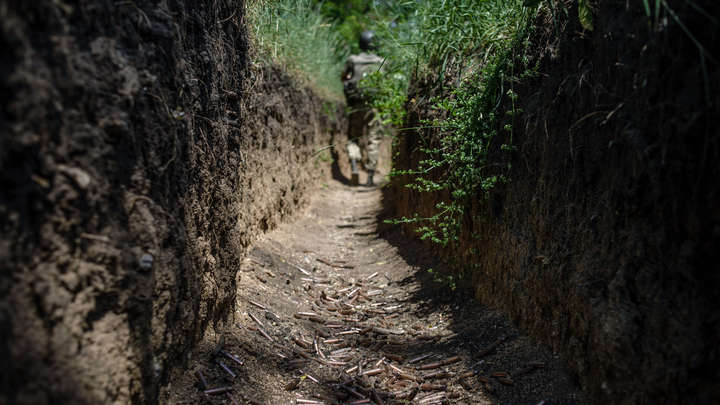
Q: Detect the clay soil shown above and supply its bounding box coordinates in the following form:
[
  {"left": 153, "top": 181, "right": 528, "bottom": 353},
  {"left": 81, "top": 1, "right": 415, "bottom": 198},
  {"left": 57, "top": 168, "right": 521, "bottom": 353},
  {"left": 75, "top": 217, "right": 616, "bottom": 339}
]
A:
[{"left": 167, "top": 165, "right": 585, "bottom": 404}]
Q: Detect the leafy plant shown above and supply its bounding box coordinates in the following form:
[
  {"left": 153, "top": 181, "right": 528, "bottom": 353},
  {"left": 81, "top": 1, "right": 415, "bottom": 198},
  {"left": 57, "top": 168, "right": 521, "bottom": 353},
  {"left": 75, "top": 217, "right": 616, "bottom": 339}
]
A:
[
  {"left": 360, "top": 70, "right": 408, "bottom": 127},
  {"left": 427, "top": 268, "right": 457, "bottom": 290},
  {"left": 379, "top": 0, "right": 538, "bottom": 246},
  {"left": 578, "top": 0, "right": 594, "bottom": 31}
]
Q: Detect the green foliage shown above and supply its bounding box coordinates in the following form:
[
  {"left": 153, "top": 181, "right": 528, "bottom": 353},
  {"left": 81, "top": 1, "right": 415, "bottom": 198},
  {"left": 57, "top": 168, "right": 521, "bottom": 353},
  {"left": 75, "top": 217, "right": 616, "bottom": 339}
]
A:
[
  {"left": 313, "top": 0, "right": 372, "bottom": 54},
  {"left": 578, "top": 0, "right": 594, "bottom": 31},
  {"left": 247, "top": 0, "right": 348, "bottom": 100},
  {"left": 360, "top": 70, "right": 408, "bottom": 127},
  {"left": 380, "top": 0, "right": 538, "bottom": 246},
  {"left": 427, "top": 268, "right": 457, "bottom": 290},
  {"left": 310, "top": 0, "right": 418, "bottom": 56},
  {"left": 641, "top": 0, "right": 663, "bottom": 26},
  {"left": 314, "top": 149, "right": 333, "bottom": 169},
  {"left": 416, "top": 0, "right": 531, "bottom": 68}
]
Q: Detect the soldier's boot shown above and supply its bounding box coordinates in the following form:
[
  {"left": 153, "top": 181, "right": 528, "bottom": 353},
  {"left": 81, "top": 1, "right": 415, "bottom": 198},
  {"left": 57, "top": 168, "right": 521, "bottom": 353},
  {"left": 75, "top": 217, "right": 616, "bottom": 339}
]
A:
[
  {"left": 365, "top": 170, "right": 375, "bottom": 187},
  {"left": 350, "top": 158, "right": 359, "bottom": 186}
]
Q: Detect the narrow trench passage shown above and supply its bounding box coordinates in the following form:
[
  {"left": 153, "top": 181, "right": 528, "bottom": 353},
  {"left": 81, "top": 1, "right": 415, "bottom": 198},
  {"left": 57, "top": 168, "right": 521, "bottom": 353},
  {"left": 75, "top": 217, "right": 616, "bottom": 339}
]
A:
[{"left": 170, "top": 170, "right": 585, "bottom": 404}]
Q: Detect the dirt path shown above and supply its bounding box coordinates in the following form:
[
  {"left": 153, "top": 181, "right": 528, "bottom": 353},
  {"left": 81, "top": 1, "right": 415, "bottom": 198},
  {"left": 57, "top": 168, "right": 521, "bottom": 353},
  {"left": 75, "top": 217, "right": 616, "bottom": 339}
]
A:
[{"left": 169, "top": 173, "right": 585, "bottom": 404}]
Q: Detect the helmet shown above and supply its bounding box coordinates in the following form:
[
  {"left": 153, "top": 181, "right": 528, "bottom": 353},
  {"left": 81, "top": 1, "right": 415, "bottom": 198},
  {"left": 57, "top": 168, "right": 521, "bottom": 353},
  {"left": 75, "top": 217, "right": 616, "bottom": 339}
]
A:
[{"left": 359, "top": 31, "right": 376, "bottom": 51}]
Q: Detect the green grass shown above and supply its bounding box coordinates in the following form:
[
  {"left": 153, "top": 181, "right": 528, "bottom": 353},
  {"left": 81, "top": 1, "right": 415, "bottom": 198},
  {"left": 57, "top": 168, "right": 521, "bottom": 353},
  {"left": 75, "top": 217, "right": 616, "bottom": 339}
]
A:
[
  {"left": 371, "top": 0, "right": 538, "bottom": 246},
  {"left": 246, "top": 0, "right": 348, "bottom": 100}
]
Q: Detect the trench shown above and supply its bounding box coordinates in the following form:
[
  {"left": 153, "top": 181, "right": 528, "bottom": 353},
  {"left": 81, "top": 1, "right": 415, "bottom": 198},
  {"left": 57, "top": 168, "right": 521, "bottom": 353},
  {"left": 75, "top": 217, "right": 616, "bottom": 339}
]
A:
[{"left": 2, "top": 1, "right": 717, "bottom": 404}]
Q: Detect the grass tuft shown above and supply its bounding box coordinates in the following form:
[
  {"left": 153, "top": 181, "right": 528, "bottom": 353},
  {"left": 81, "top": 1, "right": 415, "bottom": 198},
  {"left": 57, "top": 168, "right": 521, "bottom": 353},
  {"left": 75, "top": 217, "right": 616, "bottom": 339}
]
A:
[{"left": 246, "top": 0, "right": 348, "bottom": 100}]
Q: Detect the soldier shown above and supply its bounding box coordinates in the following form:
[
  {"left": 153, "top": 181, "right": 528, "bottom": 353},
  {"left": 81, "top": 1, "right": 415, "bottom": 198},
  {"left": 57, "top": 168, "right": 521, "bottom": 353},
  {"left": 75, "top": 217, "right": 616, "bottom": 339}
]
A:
[{"left": 341, "top": 30, "right": 384, "bottom": 186}]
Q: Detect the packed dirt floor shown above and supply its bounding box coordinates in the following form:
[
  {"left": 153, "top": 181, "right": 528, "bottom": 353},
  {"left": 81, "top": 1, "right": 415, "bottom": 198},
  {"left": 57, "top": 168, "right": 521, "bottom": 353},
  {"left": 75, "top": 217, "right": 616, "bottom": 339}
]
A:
[{"left": 168, "top": 167, "right": 586, "bottom": 404}]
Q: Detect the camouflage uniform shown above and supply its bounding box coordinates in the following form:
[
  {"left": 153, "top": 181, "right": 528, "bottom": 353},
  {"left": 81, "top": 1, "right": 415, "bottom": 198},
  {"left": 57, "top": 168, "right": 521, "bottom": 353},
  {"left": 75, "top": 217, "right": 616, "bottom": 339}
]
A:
[{"left": 342, "top": 52, "right": 384, "bottom": 176}]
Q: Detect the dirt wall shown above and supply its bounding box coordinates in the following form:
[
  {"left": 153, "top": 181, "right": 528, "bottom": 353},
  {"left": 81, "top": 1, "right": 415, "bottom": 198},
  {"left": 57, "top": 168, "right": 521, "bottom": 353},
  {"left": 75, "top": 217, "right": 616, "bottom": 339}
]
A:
[
  {"left": 385, "top": 1, "right": 719, "bottom": 403},
  {"left": 0, "top": 1, "right": 343, "bottom": 404}
]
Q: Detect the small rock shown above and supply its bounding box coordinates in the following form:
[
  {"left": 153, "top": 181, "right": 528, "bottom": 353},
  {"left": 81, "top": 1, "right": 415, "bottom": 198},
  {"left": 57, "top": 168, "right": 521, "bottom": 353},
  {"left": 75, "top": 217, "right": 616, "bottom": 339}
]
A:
[
  {"left": 153, "top": 358, "right": 163, "bottom": 378},
  {"left": 139, "top": 253, "right": 154, "bottom": 270},
  {"left": 59, "top": 271, "right": 80, "bottom": 291},
  {"left": 57, "top": 164, "right": 91, "bottom": 189}
]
